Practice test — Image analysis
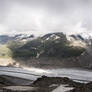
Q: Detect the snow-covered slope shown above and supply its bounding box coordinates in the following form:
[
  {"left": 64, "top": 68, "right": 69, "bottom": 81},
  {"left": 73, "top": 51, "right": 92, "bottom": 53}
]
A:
[
  {"left": 67, "top": 32, "right": 92, "bottom": 47},
  {"left": 0, "top": 34, "right": 35, "bottom": 44}
]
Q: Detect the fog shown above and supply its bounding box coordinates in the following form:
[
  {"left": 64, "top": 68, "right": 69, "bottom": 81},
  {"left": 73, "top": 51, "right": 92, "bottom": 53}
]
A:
[{"left": 0, "top": 0, "right": 92, "bottom": 36}]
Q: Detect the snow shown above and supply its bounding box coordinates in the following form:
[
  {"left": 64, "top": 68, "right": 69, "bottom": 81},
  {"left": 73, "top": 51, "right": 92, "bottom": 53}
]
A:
[{"left": 52, "top": 85, "right": 73, "bottom": 92}]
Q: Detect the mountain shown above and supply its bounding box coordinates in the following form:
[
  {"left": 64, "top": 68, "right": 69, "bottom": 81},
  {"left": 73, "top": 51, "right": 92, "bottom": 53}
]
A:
[
  {"left": 2, "top": 32, "right": 92, "bottom": 68},
  {"left": 67, "top": 33, "right": 92, "bottom": 47},
  {"left": 4, "top": 32, "right": 85, "bottom": 68},
  {"left": 66, "top": 33, "right": 92, "bottom": 69},
  {"left": 0, "top": 34, "right": 35, "bottom": 44},
  {"left": 41, "top": 32, "right": 66, "bottom": 40},
  {"left": 7, "top": 32, "right": 85, "bottom": 58}
]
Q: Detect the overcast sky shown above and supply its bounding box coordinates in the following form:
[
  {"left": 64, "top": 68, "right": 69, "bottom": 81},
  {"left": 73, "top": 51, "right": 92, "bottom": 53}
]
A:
[{"left": 0, "top": 0, "right": 92, "bottom": 36}]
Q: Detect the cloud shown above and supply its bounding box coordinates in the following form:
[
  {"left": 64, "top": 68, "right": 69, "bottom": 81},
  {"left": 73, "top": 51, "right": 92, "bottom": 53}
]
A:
[{"left": 0, "top": 0, "right": 92, "bottom": 36}]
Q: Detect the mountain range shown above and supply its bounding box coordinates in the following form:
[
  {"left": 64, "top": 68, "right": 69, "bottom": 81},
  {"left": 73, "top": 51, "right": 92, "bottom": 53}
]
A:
[
  {"left": 0, "top": 32, "right": 92, "bottom": 46},
  {"left": 0, "top": 32, "right": 92, "bottom": 69}
]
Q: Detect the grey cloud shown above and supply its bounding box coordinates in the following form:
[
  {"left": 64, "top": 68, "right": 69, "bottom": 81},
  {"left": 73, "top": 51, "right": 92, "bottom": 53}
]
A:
[{"left": 0, "top": 0, "right": 92, "bottom": 35}]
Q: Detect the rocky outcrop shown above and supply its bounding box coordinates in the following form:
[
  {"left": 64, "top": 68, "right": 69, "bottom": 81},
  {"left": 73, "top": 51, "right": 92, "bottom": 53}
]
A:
[
  {"left": 0, "top": 75, "right": 92, "bottom": 92},
  {"left": 32, "top": 76, "right": 92, "bottom": 92}
]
